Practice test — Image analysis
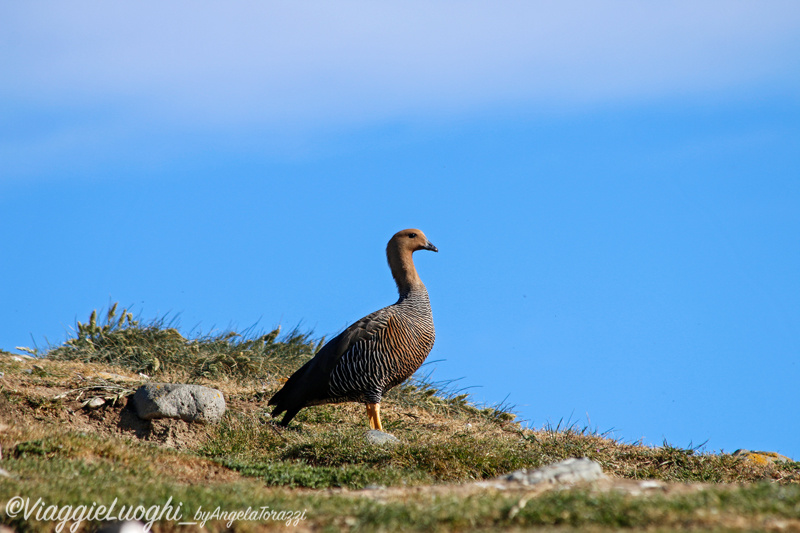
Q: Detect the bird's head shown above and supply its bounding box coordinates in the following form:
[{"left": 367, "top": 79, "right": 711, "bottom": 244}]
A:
[{"left": 390, "top": 229, "right": 438, "bottom": 254}]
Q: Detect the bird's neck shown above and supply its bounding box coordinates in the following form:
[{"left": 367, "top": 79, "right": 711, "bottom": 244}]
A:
[{"left": 387, "top": 247, "right": 426, "bottom": 297}]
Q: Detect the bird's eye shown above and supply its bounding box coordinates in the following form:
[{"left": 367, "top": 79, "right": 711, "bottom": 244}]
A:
[{"left": 408, "top": 233, "right": 417, "bottom": 239}]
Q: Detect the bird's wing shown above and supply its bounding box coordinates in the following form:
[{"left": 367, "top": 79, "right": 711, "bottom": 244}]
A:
[
  {"left": 268, "top": 304, "right": 395, "bottom": 410},
  {"left": 316, "top": 305, "right": 394, "bottom": 375}
]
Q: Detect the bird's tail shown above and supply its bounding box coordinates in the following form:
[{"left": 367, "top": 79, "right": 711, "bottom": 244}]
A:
[{"left": 268, "top": 361, "right": 314, "bottom": 426}]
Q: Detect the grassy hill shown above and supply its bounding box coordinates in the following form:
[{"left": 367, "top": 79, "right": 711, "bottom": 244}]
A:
[{"left": 1, "top": 305, "right": 798, "bottom": 532}]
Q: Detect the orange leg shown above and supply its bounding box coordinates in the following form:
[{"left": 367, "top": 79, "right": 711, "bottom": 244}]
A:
[{"left": 366, "top": 403, "right": 383, "bottom": 431}]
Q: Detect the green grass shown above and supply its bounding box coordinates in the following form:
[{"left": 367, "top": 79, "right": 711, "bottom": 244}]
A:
[
  {"left": 197, "top": 411, "right": 536, "bottom": 488},
  {"left": 3, "top": 438, "right": 799, "bottom": 533},
  {"left": 2, "top": 303, "right": 799, "bottom": 532},
  {"left": 199, "top": 410, "right": 796, "bottom": 489}
]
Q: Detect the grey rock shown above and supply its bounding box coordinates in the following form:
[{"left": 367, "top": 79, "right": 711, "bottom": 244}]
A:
[
  {"left": 733, "top": 449, "right": 794, "bottom": 464},
  {"left": 133, "top": 383, "right": 226, "bottom": 423},
  {"left": 366, "top": 429, "right": 400, "bottom": 445},
  {"left": 502, "top": 458, "right": 605, "bottom": 486}
]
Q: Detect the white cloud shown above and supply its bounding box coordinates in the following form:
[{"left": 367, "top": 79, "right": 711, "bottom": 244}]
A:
[{"left": 2, "top": 1, "right": 800, "bottom": 129}]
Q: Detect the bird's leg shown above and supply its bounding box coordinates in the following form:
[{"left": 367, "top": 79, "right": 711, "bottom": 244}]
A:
[{"left": 366, "top": 403, "right": 383, "bottom": 431}]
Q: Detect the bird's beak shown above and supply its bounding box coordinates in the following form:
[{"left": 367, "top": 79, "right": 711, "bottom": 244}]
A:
[{"left": 422, "top": 241, "right": 438, "bottom": 252}]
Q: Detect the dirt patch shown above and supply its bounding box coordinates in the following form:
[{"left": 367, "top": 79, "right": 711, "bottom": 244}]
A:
[
  {"left": 0, "top": 355, "right": 249, "bottom": 487},
  {"left": 0, "top": 356, "right": 275, "bottom": 451},
  {"left": 1, "top": 386, "right": 212, "bottom": 452},
  {"left": 0, "top": 361, "right": 288, "bottom": 470}
]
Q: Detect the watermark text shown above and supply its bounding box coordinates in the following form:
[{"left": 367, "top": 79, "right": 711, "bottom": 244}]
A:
[{"left": 4, "top": 496, "right": 308, "bottom": 531}]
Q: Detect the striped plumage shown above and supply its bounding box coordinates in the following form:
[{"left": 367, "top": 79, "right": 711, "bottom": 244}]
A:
[{"left": 268, "top": 229, "right": 437, "bottom": 429}]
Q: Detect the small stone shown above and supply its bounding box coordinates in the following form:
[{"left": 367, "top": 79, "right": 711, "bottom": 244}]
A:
[
  {"left": 501, "top": 458, "right": 606, "bottom": 486},
  {"left": 366, "top": 429, "right": 400, "bottom": 445},
  {"left": 638, "top": 480, "right": 664, "bottom": 490},
  {"left": 733, "top": 449, "right": 793, "bottom": 465},
  {"left": 85, "top": 397, "right": 106, "bottom": 409},
  {"left": 133, "top": 383, "right": 226, "bottom": 423},
  {"left": 96, "top": 521, "right": 147, "bottom": 533}
]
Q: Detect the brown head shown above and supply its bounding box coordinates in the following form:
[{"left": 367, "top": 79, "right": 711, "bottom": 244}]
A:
[{"left": 386, "top": 229, "right": 437, "bottom": 294}]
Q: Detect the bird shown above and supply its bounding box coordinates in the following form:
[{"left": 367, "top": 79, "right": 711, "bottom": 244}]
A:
[{"left": 269, "top": 229, "right": 438, "bottom": 431}]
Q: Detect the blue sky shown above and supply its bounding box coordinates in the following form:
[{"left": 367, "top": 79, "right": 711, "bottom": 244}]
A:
[{"left": 2, "top": 2, "right": 799, "bottom": 458}]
